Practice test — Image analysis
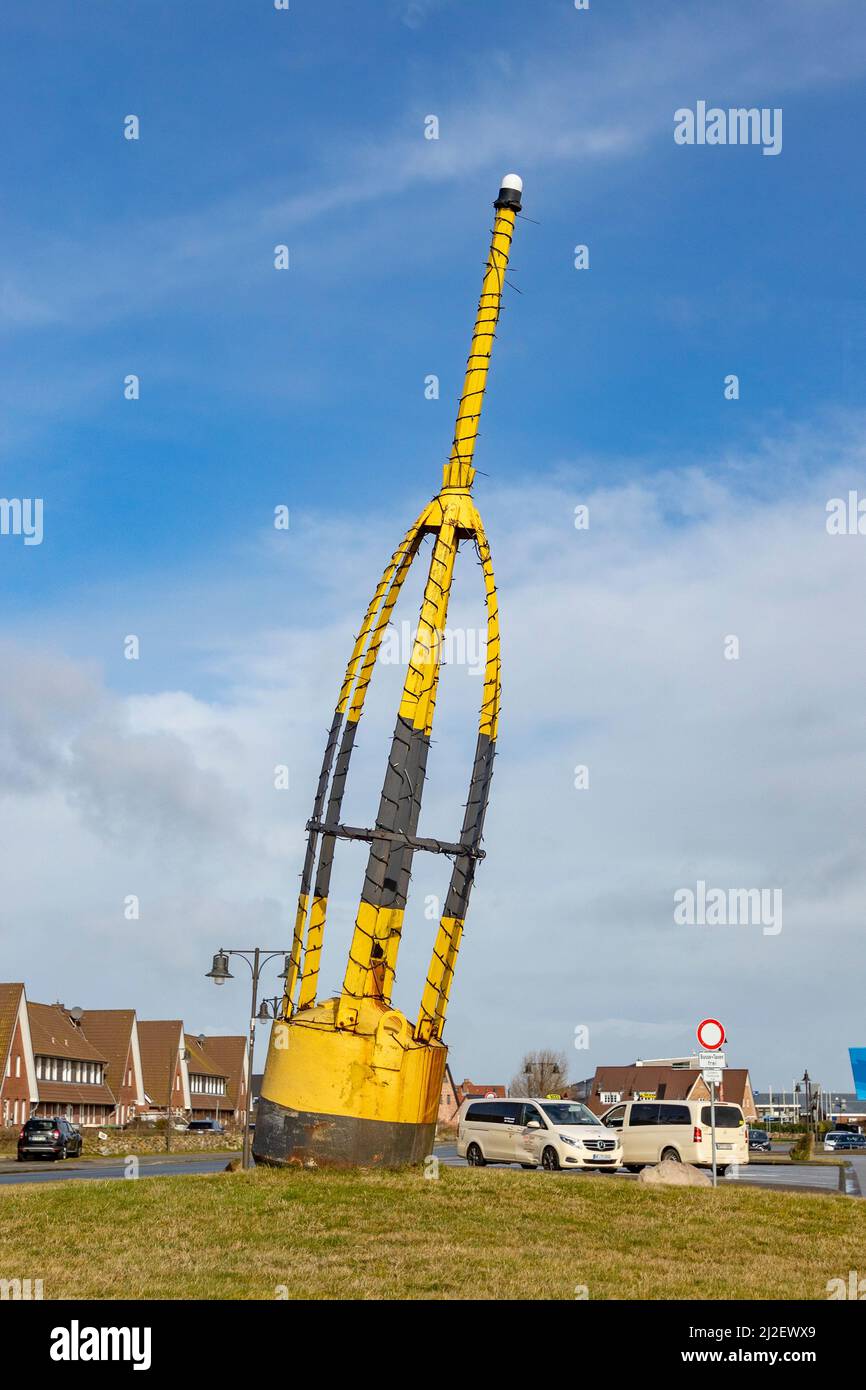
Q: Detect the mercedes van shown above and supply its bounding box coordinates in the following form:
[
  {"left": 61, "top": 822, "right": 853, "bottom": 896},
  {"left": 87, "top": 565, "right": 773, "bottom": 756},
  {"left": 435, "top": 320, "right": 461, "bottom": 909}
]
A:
[
  {"left": 600, "top": 1098, "right": 748, "bottom": 1175},
  {"left": 457, "top": 1097, "right": 623, "bottom": 1172}
]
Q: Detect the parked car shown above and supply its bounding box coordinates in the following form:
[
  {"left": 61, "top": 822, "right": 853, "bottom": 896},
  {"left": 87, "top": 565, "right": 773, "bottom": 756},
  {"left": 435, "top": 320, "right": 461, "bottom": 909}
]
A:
[
  {"left": 187, "top": 1119, "right": 225, "bottom": 1133},
  {"left": 748, "top": 1128, "right": 772, "bottom": 1153},
  {"left": 827, "top": 1132, "right": 864, "bottom": 1151},
  {"left": 457, "top": 1097, "right": 623, "bottom": 1172},
  {"left": 824, "top": 1130, "right": 858, "bottom": 1151},
  {"left": 17, "top": 1117, "right": 83, "bottom": 1161},
  {"left": 601, "top": 1098, "right": 749, "bottom": 1176}
]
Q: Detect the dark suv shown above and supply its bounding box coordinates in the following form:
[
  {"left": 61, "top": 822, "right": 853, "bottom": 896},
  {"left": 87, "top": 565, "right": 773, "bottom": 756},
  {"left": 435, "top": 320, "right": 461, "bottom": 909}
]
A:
[
  {"left": 17, "top": 1117, "right": 83, "bottom": 1161},
  {"left": 187, "top": 1119, "right": 224, "bottom": 1133}
]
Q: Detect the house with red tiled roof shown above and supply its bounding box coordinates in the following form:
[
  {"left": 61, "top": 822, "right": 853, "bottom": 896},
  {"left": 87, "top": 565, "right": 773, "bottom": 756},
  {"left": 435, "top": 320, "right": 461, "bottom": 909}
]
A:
[
  {"left": 438, "top": 1064, "right": 462, "bottom": 1125},
  {"left": 438, "top": 1075, "right": 507, "bottom": 1122},
  {"left": 583, "top": 1063, "right": 757, "bottom": 1121},
  {"left": 185, "top": 1034, "right": 230, "bottom": 1122},
  {"left": 78, "top": 1010, "right": 146, "bottom": 1126},
  {"left": 189, "top": 1035, "right": 249, "bottom": 1124},
  {"left": 0, "top": 984, "right": 38, "bottom": 1128},
  {"left": 137, "top": 1020, "right": 191, "bottom": 1119},
  {"left": 27, "top": 1001, "right": 116, "bottom": 1127}
]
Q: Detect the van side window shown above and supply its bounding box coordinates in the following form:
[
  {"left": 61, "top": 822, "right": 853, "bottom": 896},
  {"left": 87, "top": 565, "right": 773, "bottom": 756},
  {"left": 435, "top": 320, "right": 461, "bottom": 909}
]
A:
[
  {"left": 630, "top": 1103, "right": 659, "bottom": 1126},
  {"left": 500, "top": 1103, "right": 523, "bottom": 1125},
  {"left": 603, "top": 1104, "right": 626, "bottom": 1129},
  {"left": 659, "top": 1104, "right": 690, "bottom": 1126},
  {"left": 466, "top": 1103, "right": 503, "bottom": 1123},
  {"left": 520, "top": 1104, "right": 547, "bottom": 1128}
]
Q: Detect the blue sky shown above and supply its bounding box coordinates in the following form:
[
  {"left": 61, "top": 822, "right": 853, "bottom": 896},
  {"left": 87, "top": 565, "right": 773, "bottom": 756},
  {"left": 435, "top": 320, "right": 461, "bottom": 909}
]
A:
[{"left": 2, "top": 0, "right": 866, "bottom": 1090}]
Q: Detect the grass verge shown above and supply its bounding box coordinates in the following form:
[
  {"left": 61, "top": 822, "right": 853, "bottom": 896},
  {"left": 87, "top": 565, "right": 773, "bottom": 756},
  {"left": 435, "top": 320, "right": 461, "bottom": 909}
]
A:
[{"left": 1, "top": 1166, "right": 863, "bottom": 1300}]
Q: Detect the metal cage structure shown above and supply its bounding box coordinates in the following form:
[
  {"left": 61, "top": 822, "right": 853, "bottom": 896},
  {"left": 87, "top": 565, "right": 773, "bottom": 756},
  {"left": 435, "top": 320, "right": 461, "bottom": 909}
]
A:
[{"left": 253, "top": 174, "right": 523, "bottom": 1167}]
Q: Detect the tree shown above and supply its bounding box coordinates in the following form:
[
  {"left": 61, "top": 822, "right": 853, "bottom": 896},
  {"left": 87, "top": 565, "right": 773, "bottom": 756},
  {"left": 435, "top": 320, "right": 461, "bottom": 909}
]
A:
[{"left": 510, "top": 1049, "right": 569, "bottom": 1098}]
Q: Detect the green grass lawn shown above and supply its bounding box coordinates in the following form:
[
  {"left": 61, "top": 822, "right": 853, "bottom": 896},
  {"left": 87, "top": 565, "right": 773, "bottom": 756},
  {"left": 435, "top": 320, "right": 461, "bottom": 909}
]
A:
[{"left": 1, "top": 1166, "right": 862, "bottom": 1300}]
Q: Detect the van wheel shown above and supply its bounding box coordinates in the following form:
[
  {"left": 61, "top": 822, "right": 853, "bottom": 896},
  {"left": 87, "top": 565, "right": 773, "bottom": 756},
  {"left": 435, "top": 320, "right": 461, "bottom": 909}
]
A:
[
  {"left": 541, "top": 1146, "right": 561, "bottom": 1172},
  {"left": 717, "top": 1165, "right": 728, "bottom": 1177},
  {"left": 466, "top": 1143, "right": 486, "bottom": 1167},
  {"left": 520, "top": 1163, "right": 536, "bottom": 1170},
  {"left": 661, "top": 1147, "right": 681, "bottom": 1163}
]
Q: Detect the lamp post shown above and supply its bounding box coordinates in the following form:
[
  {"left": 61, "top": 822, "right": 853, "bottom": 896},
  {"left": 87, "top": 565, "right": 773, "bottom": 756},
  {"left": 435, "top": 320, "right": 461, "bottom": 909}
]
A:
[{"left": 205, "top": 948, "right": 289, "bottom": 1170}]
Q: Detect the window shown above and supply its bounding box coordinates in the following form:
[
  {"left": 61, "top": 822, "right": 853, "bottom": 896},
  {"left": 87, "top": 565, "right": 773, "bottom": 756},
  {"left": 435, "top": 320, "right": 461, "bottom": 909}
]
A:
[
  {"left": 466, "top": 1102, "right": 507, "bottom": 1124},
  {"left": 520, "top": 1104, "right": 548, "bottom": 1128},
  {"left": 658, "top": 1104, "right": 691, "bottom": 1127},
  {"left": 630, "top": 1103, "right": 660, "bottom": 1127},
  {"left": 600, "top": 1091, "right": 621, "bottom": 1105},
  {"left": 602, "top": 1104, "right": 626, "bottom": 1129},
  {"left": 15, "top": 1057, "right": 20, "bottom": 1078},
  {"left": 701, "top": 1105, "right": 744, "bottom": 1129}
]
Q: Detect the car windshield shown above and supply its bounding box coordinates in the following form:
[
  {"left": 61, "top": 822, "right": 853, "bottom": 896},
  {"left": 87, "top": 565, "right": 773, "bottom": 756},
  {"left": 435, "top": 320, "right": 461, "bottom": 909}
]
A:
[
  {"left": 540, "top": 1102, "right": 598, "bottom": 1127},
  {"left": 25, "top": 1119, "right": 56, "bottom": 1131},
  {"left": 751, "top": 1130, "right": 768, "bottom": 1140}
]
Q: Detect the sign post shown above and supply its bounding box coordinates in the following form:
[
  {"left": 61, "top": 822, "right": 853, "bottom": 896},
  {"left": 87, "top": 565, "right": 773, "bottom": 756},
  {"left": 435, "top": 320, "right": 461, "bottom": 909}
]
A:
[
  {"left": 697, "top": 1019, "right": 726, "bottom": 1189},
  {"left": 710, "top": 1081, "right": 718, "bottom": 1188}
]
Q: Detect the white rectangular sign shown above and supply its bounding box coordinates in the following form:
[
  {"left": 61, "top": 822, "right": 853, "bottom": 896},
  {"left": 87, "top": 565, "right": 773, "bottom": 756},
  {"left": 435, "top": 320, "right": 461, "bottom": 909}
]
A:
[
  {"left": 699, "top": 1050, "right": 726, "bottom": 1069},
  {"left": 702, "top": 1067, "right": 724, "bottom": 1085}
]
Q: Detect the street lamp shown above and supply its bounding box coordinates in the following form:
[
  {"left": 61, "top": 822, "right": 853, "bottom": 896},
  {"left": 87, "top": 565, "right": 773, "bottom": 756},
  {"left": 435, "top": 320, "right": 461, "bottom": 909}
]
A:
[
  {"left": 205, "top": 948, "right": 290, "bottom": 1170},
  {"left": 206, "top": 952, "right": 233, "bottom": 986}
]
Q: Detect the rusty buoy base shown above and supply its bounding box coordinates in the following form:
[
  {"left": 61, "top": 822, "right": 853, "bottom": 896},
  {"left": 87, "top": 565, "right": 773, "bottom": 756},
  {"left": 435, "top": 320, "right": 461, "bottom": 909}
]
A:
[{"left": 253, "top": 1095, "right": 436, "bottom": 1169}]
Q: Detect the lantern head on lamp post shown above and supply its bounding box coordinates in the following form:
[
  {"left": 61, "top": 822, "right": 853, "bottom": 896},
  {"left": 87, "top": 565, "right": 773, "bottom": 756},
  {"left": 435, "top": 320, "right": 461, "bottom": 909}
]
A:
[{"left": 206, "top": 951, "right": 232, "bottom": 986}]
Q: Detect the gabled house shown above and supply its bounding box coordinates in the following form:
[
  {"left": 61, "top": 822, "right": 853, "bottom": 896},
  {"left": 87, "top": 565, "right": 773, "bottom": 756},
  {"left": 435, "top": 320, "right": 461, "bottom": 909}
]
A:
[
  {"left": 0, "top": 984, "right": 38, "bottom": 1127},
  {"left": 137, "top": 1020, "right": 191, "bottom": 1119},
  {"left": 191, "top": 1035, "right": 249, "bottom": 1124},
  {"left": 27, "top": 1001, "right": 115, "bottom": 1126},
  {"left": 185, "top": 1034, "right": 230, "bottom": 1121},
  {"left": 78, "top": 1010, "right": 146, "bottom": 1126},
  {"left": 584, "top": 1063, "right": 757, "bottom": 1121}
]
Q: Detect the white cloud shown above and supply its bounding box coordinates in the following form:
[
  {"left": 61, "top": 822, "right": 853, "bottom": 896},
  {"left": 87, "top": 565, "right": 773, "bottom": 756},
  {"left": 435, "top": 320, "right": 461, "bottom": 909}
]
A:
[{"left": 3, "top": 418, "right": 866, "bottom": 1084}]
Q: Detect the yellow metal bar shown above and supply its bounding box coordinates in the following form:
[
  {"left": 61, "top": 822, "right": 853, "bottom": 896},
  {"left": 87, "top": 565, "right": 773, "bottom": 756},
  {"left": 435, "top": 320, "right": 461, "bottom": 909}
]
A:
[
  {"left": 339, "top": 521, "right": 457, "bottom": 1021},
  {"left": 416, "top": 518, "right": 501, "bottom": 1039},
  {"left": 442, "top": 198, "right": 519, "bottom": 493},
  {"left": 283, "top": 515, "right": 425, "bottom": 1017}
]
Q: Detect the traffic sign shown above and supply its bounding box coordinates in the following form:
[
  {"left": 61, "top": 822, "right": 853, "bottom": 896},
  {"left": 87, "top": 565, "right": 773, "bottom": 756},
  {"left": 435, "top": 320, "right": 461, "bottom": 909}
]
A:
[
  {"left": 699, "top": 1050, "right": 726, "bottom": 1070},
  {"left": 702, "top": 1067, "right": 724, "bottom": 1086},
  {"left": 697, "top": 1018, "right": 725, "bottom": 1050}
]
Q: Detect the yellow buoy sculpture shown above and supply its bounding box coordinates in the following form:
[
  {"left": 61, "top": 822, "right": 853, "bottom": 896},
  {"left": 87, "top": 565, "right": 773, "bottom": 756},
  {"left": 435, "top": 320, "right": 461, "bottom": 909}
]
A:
[{"left": 254, "top": 173, "right": 523, "bottom": 1167}]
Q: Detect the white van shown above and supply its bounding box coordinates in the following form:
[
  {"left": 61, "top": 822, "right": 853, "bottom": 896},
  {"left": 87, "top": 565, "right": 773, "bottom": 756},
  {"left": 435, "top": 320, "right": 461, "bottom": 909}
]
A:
[
  {"left": 600, "top": 1098, "right": 749, "bottom": 1175},
  {"left": 457, "top": 1097, "right": 623, "bottom": 1172}
]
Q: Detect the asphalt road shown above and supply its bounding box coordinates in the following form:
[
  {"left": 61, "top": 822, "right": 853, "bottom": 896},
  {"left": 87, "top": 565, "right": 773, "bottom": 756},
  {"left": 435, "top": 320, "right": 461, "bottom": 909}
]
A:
[
  {"left": 433, "top": 1144, "right": 853, "bottom": 1194},
  {"left": 0, "top": 1152, "right": 240, "bottom": 1186},
  {"left": 1, "top": 1144, "right": 857, "bottom": 1196}
]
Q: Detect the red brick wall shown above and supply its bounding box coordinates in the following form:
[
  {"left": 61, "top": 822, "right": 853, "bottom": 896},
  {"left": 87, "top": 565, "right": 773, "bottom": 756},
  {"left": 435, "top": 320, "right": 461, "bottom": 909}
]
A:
[{"left": 1, "top": 1019, "right": 31, "bottom": 1126}]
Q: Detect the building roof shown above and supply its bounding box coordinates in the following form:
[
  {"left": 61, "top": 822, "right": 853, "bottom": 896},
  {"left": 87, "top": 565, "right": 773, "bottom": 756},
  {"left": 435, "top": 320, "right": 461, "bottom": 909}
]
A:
[
  {"left": 459, "top": 1080, "right": 506, "bottom": 1099},
  {"left": 27, "top": 1002, "right": 108, "bottom": 1064},
  {"left": 36, "top": 1081, "right": 116, "bottom": 1107},
  {"left": 715, "top": 1069, "right": 752, "bottom": 1109},
  {"left": 77, "top": 1010, "right": 136, "bottom": 1098},
  {"left": 184, "top": 1035, "right": 227, "bottom": 1083},
  {"left": 585, "top": 1066, "right": 703, "bottom": 1114},
  {"left": 137, "top": 1021, "right": 185, "bottom": 1107},
  {"left": 0, "top": 983, "right": 25, "bottom": 1080},
  {"left": 195, "top": 1036, "right": 246, "bottom": 1107}
]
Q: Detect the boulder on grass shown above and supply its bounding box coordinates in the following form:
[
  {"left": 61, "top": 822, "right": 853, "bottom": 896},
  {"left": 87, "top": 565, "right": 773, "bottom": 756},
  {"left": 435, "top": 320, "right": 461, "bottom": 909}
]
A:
[{"left": 638, "top": 1159, "right": 712, "bottom": 1188}]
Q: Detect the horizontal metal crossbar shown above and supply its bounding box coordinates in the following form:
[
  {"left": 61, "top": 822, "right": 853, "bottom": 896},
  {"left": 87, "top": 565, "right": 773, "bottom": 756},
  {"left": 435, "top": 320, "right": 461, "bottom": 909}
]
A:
[{"left": 306, "top": 819, "right": 485, "bottom": 860}]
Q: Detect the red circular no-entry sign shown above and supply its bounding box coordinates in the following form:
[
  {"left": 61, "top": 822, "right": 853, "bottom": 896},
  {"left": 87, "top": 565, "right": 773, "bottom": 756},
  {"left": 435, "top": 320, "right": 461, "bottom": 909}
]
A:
[{"left": 697, "top": 1018, "right": 725, "bottom": 1050}]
